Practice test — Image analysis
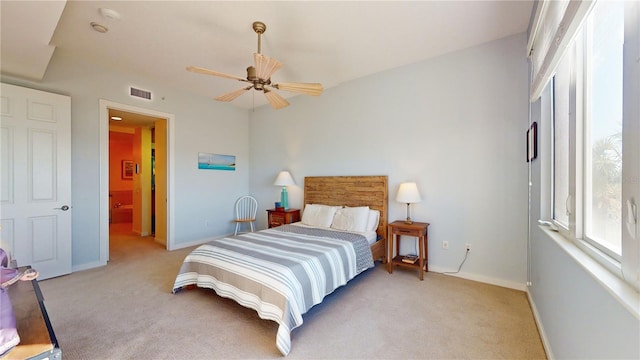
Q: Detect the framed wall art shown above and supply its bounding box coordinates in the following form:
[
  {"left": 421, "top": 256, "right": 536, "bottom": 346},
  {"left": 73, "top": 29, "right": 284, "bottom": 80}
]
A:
[
  {"left": 122, "top": 160, "right": 134, "bottom": 179},
  {"left": 198, "top": 152, "right": 236, "bottom": 171}
]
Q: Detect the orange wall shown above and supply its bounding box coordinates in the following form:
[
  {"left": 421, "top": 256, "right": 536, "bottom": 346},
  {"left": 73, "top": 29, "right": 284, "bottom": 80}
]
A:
[{"left": 109, "top": 130, "right": 134, "bottom": 191}]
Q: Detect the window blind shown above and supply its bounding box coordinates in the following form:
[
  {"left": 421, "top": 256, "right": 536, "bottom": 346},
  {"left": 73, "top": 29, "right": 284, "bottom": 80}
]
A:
[{"left": 528, "top": 0, "right": 595, "bottom": 101}]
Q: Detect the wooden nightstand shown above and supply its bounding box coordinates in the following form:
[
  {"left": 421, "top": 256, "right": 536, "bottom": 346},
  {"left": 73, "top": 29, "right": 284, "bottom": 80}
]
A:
[
  {"left": 266, "top": 208, "right": 301, "bottom": 228},
  {"left": 387, "top": 220, "right": 430, "bottom": 280}
]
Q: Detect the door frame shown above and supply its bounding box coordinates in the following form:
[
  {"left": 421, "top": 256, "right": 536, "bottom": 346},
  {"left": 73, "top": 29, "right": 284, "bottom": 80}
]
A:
[{"left": 99, "top": 100, "right": 175, "bottom": 264}]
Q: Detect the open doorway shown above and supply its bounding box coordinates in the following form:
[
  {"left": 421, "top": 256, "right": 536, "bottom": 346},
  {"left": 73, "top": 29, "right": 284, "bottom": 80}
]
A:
[
  {"left": 108, "top": 112, "right": 153, "bottom": 227},
  {"left": 108, "top": 111, "right": 163, "bottom": 259},
  {"left": 99, "top": 100, "right": 174, "bottom": 265}
]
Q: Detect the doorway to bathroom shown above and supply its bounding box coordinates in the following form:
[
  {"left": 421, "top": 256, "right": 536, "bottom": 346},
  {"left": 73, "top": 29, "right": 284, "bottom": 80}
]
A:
[
  {"left": 99, "top": 100, "right": 173, "bottom": 263},
  {"left": 108, "top": 109, "right": 162, "bottom": 252}
]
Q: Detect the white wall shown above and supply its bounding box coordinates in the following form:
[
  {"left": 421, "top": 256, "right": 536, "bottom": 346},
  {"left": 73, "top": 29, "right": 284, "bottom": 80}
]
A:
[
  {"left": 1, "top": 48, "right": 250, "bottom": 269},
  {"left": 249, "top": 33, "right": 530, "bottom": 289}
]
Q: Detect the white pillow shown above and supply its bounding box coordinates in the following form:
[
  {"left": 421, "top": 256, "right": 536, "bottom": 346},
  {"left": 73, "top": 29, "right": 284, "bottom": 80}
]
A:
[
  {"left": 366, "top": 209, "right": 380, "bottom": 232},
  {"left": 301, "top": 204, "right": 340, "bottom": 228},
  {"left": 331, "top": 206, "right": 370, "bottom": 233}
]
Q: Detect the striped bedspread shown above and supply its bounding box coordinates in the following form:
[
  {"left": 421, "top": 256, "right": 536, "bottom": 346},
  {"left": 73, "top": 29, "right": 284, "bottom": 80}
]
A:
[{"left": 172, "top": 225, "right": 374, "bottom": 355}]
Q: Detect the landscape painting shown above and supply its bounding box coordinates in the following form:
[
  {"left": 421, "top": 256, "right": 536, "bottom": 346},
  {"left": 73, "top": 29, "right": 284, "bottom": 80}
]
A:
[{"left": 198, "top": 152, "right": 236, "bottom": 171}]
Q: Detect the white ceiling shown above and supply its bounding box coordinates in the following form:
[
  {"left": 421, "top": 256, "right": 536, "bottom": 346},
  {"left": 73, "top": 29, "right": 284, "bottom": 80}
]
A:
[{"left": 1, "top": 0, "right": 533, "bottom": 110}]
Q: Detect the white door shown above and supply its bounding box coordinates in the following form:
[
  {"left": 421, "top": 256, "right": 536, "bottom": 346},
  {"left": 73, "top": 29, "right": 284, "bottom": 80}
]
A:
[{"left": 0, "top": 83, "right": 72, "bottom": 279}]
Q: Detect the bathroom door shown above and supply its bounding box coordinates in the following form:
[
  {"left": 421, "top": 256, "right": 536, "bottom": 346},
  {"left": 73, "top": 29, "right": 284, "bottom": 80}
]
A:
[{"left": 0, "top": 83, "right": 72, "bottom": 279}]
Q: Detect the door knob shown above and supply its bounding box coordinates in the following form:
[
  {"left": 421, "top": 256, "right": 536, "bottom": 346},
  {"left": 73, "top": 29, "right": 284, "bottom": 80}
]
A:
[{"left": 54, "top": 205, "right": 71, "bottom": 211}]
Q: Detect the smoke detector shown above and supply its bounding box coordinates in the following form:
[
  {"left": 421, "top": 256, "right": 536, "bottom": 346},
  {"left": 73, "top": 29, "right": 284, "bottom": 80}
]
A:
[{"left": 99, "top": 8, "right": 121, "bottom": 21}]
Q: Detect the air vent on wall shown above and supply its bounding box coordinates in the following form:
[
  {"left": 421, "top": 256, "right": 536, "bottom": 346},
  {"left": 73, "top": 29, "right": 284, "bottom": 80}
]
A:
[{"left": 130, "top": 87, "right": 152, "bottom": 100}]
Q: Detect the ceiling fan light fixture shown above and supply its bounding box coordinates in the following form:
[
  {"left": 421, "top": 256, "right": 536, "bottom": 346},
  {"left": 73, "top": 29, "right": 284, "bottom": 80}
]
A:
[
  {"left": 254, "top": 53, "right": 282, "bottom": 81},
  {"left": 273, "top": 82, "right": 323, "bottom": 96},
  {"left": 264, "top": 90, "right": 289, "bottom": 109},
  {"left": 246, "top": 66, "right": 258, "bottom": 81},
  {"left": 214, "top": 86, "right": 252, "bottom": 102},
  {"left": 186, "top": 21, "right": 322, "bottom": 110},
  {"left": 186, "top": 66, "right": 245, "bottom": 81}
]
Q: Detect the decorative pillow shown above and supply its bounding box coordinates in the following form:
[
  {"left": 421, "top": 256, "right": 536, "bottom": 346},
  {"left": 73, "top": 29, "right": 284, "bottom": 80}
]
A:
[
  {"left": 331, "top": 206, "right": 370, "bottom": 233},
  {"left": 366, "top": 210, "right": 380, "bottom": 232},
  {"left": 301, "top": 204, "right": 340, "bottom": 228}
]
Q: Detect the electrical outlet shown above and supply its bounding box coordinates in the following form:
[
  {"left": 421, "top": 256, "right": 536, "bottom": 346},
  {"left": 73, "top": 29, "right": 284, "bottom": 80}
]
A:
[
  {"left": 465, "top": 243, "right": 471, "bottom": 252},
  {"left": 442, "top": 240, "right": 449, "bottom": 250}
]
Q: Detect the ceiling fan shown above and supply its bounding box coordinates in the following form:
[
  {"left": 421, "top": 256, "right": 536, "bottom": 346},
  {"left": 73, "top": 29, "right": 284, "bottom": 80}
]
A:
[{"left": 187, "top": 21, "right": 323, "bottom": 110}]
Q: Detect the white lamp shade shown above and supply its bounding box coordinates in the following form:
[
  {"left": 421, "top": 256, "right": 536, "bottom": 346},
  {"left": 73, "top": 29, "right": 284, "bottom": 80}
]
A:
[
  {"left": 273, "top": 171, "right": 295, "bottom": 186},
  {"left": 396, "top": 182, "right": 422, "bottom": 203}
]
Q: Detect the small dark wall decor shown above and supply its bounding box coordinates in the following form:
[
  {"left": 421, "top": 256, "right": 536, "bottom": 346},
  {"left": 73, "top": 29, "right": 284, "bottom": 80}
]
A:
[{"left": 527, "top": 122, "right": 538, "bottom": 162}]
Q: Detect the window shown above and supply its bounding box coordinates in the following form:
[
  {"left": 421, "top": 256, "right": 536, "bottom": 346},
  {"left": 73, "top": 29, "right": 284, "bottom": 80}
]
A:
[
  {"left": 583, "top": 1, "right": 624, "bottom": 259},
  {"left": 551, "top": 0, "right": 639, "bottom": 289},
  {"left": 552, "top": 55, "right": 571, "bottom": 230}
]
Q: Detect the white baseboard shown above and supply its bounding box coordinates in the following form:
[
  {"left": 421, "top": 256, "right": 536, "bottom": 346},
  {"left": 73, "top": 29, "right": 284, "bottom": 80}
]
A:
[
  {"left": 428, "top": 265, "right": 527, "bottom": 291},
  {"left": 527, "top": 289, "right": 554, "bottom": 359}
]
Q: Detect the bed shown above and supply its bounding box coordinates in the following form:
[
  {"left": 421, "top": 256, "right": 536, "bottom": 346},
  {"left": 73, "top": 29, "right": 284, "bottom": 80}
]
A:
[{"left": 172, "top": 175, "right": 388, "bottom": 355}]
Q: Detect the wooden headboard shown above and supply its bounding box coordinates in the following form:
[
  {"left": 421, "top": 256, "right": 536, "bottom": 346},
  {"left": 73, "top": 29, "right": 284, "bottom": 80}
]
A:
[{"left": 304, "top": 176, "right": 388, "bottom": 242}]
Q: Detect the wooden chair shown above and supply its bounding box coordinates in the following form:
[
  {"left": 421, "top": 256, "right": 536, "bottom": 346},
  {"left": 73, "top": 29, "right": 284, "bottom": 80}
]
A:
[{"left": 233, "top": 195, "right": 258, "bottom": 235}]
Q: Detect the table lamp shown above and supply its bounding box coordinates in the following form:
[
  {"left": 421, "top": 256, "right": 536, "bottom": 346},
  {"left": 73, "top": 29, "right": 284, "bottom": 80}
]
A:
[
  {"left": 273, "top": 171, "right": 295, "bottom": 210},
  {"left": 396, "top": 182, "right": 422, "bottom": 224}
]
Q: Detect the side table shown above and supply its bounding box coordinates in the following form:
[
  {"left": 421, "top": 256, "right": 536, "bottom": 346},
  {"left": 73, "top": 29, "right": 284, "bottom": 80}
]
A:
[
  {"left": 387, "top": 220, "right": 430, "bottom": 280},
  {"left": 266, "top": 208, "right": 301, "bottom": 228}
]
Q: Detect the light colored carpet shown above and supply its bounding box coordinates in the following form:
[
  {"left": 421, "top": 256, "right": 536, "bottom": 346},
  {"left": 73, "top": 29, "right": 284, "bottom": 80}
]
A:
[{"left": 38, "top": 223, "right": 546, "bottom": 359}]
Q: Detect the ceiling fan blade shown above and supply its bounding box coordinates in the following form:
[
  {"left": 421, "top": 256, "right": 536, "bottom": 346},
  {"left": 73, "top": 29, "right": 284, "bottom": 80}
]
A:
[
  {"left": 263, "top": 90, "right": 289, "bottom": 110},
  {"left": 272, "top": 82, "right": 323, "bottom": 96},
  {"left": 254, "top": 53, "right": 282, "bottom": 81},
  {"left": 214, "top": 86, "right": 252, "bottom": 102},
  {"left": 186, "top": 66, "right": 247, "bottom": 82}
]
